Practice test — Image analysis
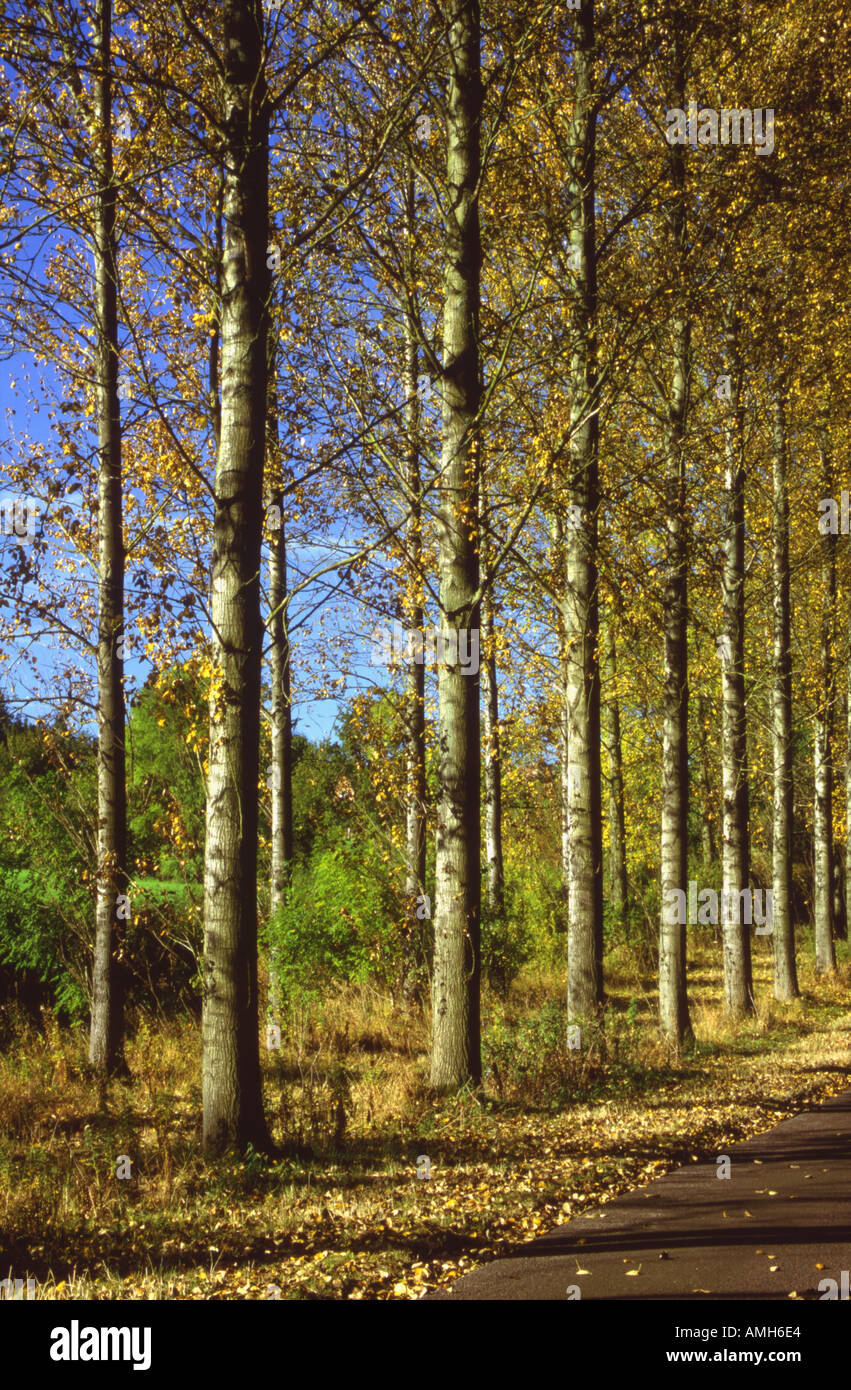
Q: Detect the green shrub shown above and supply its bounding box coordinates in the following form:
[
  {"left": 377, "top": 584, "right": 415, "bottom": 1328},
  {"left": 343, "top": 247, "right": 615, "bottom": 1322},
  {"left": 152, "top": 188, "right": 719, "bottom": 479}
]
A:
[
  {"left": 263, "top": 838, "right": 405, "bottom": 1001},
  {"left": 480, "top": 886, "right": 533, "bottom": 998},
  {"left": 483, "top": 998, "right": 581, "bottom": 1102}
]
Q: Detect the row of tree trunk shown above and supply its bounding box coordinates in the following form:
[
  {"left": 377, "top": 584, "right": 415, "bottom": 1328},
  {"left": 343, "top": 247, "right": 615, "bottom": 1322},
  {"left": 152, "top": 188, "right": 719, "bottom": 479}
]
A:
[{"left": 85, "top": 0, "right": 843, "bottom": 1139}]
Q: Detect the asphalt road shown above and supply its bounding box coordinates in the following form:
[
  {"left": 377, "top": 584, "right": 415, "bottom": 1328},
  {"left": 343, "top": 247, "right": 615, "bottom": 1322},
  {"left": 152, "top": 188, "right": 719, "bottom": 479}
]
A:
[{"left": 428, "top": 1086, "right": 851, "bottom": 1300}]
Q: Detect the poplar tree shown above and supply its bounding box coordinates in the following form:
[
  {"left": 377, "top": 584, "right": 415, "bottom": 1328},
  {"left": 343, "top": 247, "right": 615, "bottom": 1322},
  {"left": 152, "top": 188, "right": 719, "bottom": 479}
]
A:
[{"left": 201, "top": 0, "right": 271, "bottom": 1153}]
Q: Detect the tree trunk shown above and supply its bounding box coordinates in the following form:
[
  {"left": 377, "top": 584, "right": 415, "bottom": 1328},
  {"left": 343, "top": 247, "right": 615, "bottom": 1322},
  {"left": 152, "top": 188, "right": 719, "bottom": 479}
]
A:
[
  {"left": 480, "top": 474, "right": 504, "bottom": 916},
  {"left": 658, "top": 31, "right": 693, "bottom": 1054},
  {"left": 267, "top": 488, "right": 292, "bottom": 1011},
  {"left": 563, "top": 0, "right": 604, "bottom": 1034},
  {"left": 429, "top": 0, "right": 482, "bottom": 1093},
  {"left": 814, "top": 429, "right": 837, "bottom": 974},
  {"left": 602, "top": 616, "right": 627, "bottom": 921},
  {"left": 770, "top": 384, "right": 799, "bottom": 1000},
  {"left": 266, "top": 324, "right": 293, "bottom": 1022},
  {"left": 401, "top": 171, "right": 427, "bottom": 993},
  {"left": 201, "top": 0, "right": 270, "bottom": 1153},
  {"left": 553, "top": 514, "right": 570, "bottom": 927},
  {"left": 90, "top": 0, "right": 127, "bottom": 1076},
  {"left": 694, "top": 694, "right": 717, "bottom": 869},
  {"left": 834, "top": 853, "right": 847, "bottom": 941},
  {"left": 719, "top": 303, "right": 754, "bottom": 1017}
]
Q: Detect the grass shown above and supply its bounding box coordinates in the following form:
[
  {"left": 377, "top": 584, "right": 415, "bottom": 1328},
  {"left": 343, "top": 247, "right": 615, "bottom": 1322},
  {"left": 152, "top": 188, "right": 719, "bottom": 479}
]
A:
[{"left": 1, "top": 930, "right": 850, "bottom": 1300}]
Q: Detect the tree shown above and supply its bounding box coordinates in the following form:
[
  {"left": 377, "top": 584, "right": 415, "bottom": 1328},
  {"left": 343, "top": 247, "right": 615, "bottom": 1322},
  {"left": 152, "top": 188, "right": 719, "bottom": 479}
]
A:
[
  {"left": 718, "top": 300, "right": 754, "bottom": 1018},
  {"left": 561, "top": 0, "right": 604, "bottom": 1034},
  {"left": 90, "top": 0, "right": 128, "bottom": 1076},
  {"left": 430, "top": 0, "right": 483, "bottom": 1093},
  {"left": 480, "top": 470, "right": 504, "bottom": 916},
  {"left": 658, "top": 20, "right": 693, "bottom": 1054},
  {"left": 201, "top": 0, "right": 271, "bottom": 1154},
  {"left": 266, "top": 333, "right": 294, "bottom": 957},
  {"left": 770, "top": 378, "right": 799, "bottom": 1000},
  {"left": 813, "top": 421, "right": 837, "bottom": 975},
  {"left": 602, "top": 611, "right": 627, "bottom": 923}
]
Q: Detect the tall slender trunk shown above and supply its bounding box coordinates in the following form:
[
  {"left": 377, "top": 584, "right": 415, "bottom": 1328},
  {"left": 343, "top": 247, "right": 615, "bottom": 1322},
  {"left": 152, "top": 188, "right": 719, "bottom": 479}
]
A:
[
  {"left": 209, "top": 164, "right": 224, "bottom": 450},
  {"left": 658, "top": 31, "right": 693, "bottom": 1053},
  {"left": 602, "top": 617, "right": 627, "bottom": 921},
  {"left": 814, "top": 430, "right": 837, "bottom": 974},
  {"left": 560, "top": 647, "right": 571, "bottom": 924},
  {"left": 401, "top": 170, "right": 427, "bottom": 994},
  {"left": 695, "top": 693, "right": 717, "bottom": 868},
  {"left": 480, "top": 474, "right": 504, "bottom": 915},
  {"left": 267, "top": 492, "right": 292, "bottom": 1010},
  {"left": 267, "top": 329, "right": 293, "bottom": 1021},
  {"left": 202, "top": 0, "right": 270, "bottom": 1152},
  {"left": 430, "top": 0, "right": 482, "bottom": 1093},
  {"left": 90, "top": 0, "right": 127, "bottom": 1076},
  {"left": 564, "top": 0, "right": 603, "bottom": 1031},
  {"left": 719, "top": 303, "right": 754, "bottom": 1017},
  {"left": 553, "top": 514, "right": 570, "bottom": 926},
  {"left": 834, "top": 852, "right": 846, "bottom": 941},
  {"left": 770, "top": 384, "right": 799, "bottom": 1000}
]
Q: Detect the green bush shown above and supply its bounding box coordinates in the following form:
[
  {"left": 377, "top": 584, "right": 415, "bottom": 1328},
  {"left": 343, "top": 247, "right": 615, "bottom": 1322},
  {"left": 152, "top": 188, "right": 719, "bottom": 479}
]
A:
[
  {"left": 262, "top": 838, "right": 405, "bottom": 1000},
  {"left": 480, "top": 886, "right": 534, "bottom": 998},
  {"left": 483, "top": 998, "right": 579, "bottom": 1102}
]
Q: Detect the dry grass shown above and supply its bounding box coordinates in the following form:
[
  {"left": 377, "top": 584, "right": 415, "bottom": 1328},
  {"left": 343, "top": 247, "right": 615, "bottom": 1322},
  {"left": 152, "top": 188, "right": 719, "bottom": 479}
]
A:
[{"left": 1, "top": 932, "right": 850, "bottom": 1299}]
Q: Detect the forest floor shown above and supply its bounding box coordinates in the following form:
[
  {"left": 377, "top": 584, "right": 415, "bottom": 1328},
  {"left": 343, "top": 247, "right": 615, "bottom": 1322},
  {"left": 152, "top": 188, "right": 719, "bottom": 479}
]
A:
[{"left": 2, "top": 934, "right": 851, "bottom": 1300}]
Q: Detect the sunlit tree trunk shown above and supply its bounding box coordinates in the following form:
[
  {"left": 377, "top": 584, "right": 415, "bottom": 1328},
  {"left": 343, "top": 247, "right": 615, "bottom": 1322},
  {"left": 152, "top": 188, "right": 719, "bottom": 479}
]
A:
[
  {"left": 267, "top": 330, "right": 294, "bottom": 938},
  {"left": 90, "top": 0, "right": 127, "bottom": 1076},
  {"left": 814, "top": 429, "right": 837, "bottom": 975},
  {"left": 658, "top": 30, "right": 693, "bottom": 1054},
  {"left": 770, "top": 383, "right": 799, "bottom": 1000},
  {"left": 563, "top": 0, "right": 603, "bottom": 1033},
  {"left": 480, "top": 473, "right": 504, "bottom": 916},
  {"left": 401, "top": 170, "right": 428, "bottom": 994},
  {"left": 430, "top": 0, "right": 482, "bottom": 1093},
  {"left": 202, "top": 0, "right": 270, "bottom": 1152},
  {"left": 602, "top": 617, "right": 627, "bottom": 921},
  {"left": 694, "top": 695, "right": 717, "bottom": 870},
  {"left": 719, "top": 303, "right": 754, "bottom": 1017},
  {"left": 552, "top": 514, "right": 570, "bottom": 926}
]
